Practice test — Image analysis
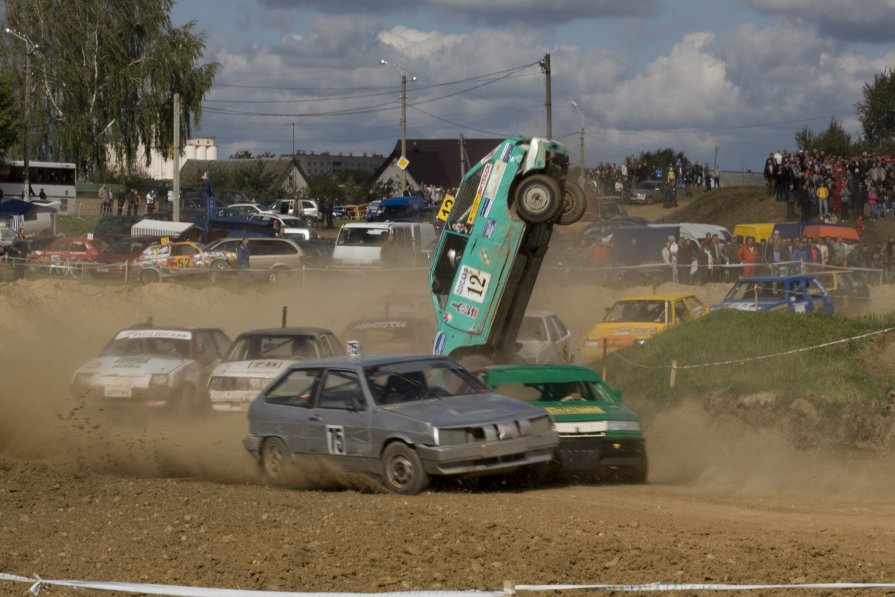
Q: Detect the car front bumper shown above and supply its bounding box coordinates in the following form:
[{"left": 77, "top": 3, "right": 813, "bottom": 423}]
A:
[
  {"left": 70, "top": 382, "right": 180, "bottom": 409},
  {"left": 209, "top": 390, "right": 257, "bottom": 413},
  {"left": 555, "top": 435, "right": 646, "bottom": 472},
  {"left": 416, "top": 431, "right": 558, "bottom": 476}
]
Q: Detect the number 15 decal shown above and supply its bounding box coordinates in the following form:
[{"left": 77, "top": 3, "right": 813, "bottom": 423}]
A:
[{"left": 326, "top": 425, "right": 347, "bottom": 455}]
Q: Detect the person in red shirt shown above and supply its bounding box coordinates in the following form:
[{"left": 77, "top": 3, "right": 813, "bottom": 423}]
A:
[{"left": 736, "top": 237, "right": 760, "bottom": 277}]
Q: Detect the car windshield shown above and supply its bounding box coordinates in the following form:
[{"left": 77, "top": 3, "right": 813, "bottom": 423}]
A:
[
  {"left": 724, "top": 281, "right": 782, "bottom": 302},
  {"left": 337, "top": 228, "right": 389, "bottom": 246},
  {"left": 102, "top": 337, "right": 192, "bottom": 358},
  {"left": 225, "top": 334, "right": 320, "bottom": 361},
  {"left": 492, "top": 380, "right": 618, "bottom": 404},
  {"left": 517, "top": 316, "right": 545, "bottom": 341},
  {"left": 365, "top": 360, "right": 487, "bottom": 405},
  {"left": 603, "top": 300, "right": 667, "bottom": 323},
  {"left": 635, "top": 181, "right": 659, "bottom": 190}
]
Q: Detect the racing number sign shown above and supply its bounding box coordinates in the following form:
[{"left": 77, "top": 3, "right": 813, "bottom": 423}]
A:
[
  {"left": 437, "top": 194, "right": 455, "bottom": 221},
  {"left": 326, "top": 425, "right": 347, "bottom": 455},
  {"left": 454, "top": 265, "right": 490, "bottom": 304}
]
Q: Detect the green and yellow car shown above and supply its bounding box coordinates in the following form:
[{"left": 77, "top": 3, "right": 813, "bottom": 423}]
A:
[{"left": 479, "top": 363, "right": 647, "bottom": 482}]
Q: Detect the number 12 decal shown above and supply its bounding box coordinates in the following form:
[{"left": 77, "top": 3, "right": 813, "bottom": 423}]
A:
[{"left": 326, "top": 425, "right": 347, "bottom": 455}]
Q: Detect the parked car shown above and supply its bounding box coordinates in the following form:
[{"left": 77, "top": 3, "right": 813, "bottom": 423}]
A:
[
  {"left": 93, "top": 215, "right": 144, "bottom": 244},
  {"left": 207, "top": 327, "right": 342, "bottom": 413},
  {"left": 206, "top": 236, "right": 305, "bottom": 283},
  {"left": 429, "top": 136, "right": 586, "bottom": 365},
  {"left": 26, "top": 236, "right": 108, "bottom": 273},
  {"left": 250, "top": 214, "right": 318, "bottom": 240},
  {"left": 0, "top": 226, "right": 17, "bottom": 253},
  {"left": 92, "top": 236, "right": 160, "bottom": 277},
  {"left": 156, "top": 194, "right": 207, "bottom": 223},
  {"left": 136, "top": 240, "right": 236, "bottom": 284},
  {"left": 70, "top": 324, "right": 232, "bottom": 414},
  {"left": 269, "top": 198, "right": 322, "bottom": 221},
  {"left": 242, "top": 354, "right": 559, "bottom": 494},
  {"left": 332, "top": 205, "right": 349, "bottom": 219},
  {"left": 581, "top": 292, "right": 708, "bottom": 360},
  {"left": 217, "top": 202, "right": 272, "bottom": 217},
  {"left": 342, "top": 316, "right": 435, "bottom": 355},
  {"left": 331, "top": 221, "right": 436, "bottom": 267},
  {"left": 364, "top": 200, "right": 382, "bottom": 221},
  {"left": 628, "top": 179, "right": 665, "bottom": 205},
  {"left": 517, "top": 310, "right": 574, "bottom": 364},
  {"left": 711, "top": 275, "right": 834, "bottom": 313},
  {"left": 479, "top": 364, "right": 647, "bottom": 482},
  {"left": 369, "top": 196, "right": 427, "bottom": 222}
]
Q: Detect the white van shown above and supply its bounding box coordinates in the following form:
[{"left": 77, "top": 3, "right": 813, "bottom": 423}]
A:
[
  {"left": 269, "top": 198, "right": 322, "bottom": 221},
  {"left": 675, "top": 223, "right": 733, "bottom": 246},
  {"left": 331, "top": 222, "right": 436, "bottom": 267}
]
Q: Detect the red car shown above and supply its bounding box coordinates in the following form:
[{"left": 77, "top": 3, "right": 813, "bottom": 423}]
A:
[
  {"left": 92, "top": 236, "right": 159, "bottom": 277},
  {"left": 27, "top": 236, "right": 108, "bottom": 273}
]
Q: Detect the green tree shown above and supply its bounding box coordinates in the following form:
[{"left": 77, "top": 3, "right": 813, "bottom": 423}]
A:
[
  {"left": 229, "top": 149, "right": 254, "bottom": 160},
  {"left": 637, "top": 148, "right": 689, "bottom": 178},
  {"left": 857, "top": 69, "right": 895, "bottom": 151},
  {"left": 794, "top": 118, "right": 857, "bottom": 157},
  {"left": 232, "top": 159, "right": 280, "bottom": 200},
  {"left": 0, "top": 76, "right": 19, "bottom": 162},
  {"left": 2, "top": 0, "right": 218, "bottom": 177}
]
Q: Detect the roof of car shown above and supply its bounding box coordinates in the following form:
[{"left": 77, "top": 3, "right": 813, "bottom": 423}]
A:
[
  {"left": 524, "top": 309, "right": 559, "bottom": 317},
  {"left": 285, "top": 353, "right": 454, "bottom": 370},
  {"left": 734, "top": 275, "right": 821, "bottom": 282},
  {"left": 615, "top": 292, "right": 701, "bottom": 302},
  {"left": 235, "top": 327, "right": 335, "bottom": 337}
]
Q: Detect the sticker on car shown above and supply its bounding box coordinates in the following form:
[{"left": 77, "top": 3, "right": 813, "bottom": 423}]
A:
[
  {"left": 453, "top": 265, "right": 490, "bottom": 304},
  {"left": 450, "top": 301, "right": 479, "bottom": 319},
  {"left": 326, "top": 425, "right": 347, "bottom": 455}
]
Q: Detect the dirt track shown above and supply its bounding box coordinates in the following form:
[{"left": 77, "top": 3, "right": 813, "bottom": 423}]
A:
[{"left": 3, "top": 273, "right": 895, "bottom": 596}]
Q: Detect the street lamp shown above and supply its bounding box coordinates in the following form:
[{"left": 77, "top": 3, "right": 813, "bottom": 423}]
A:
[
  {"left": 5, "top": 27, "right": 38, "bottom": 200},
  {"left": 380, "top": 59, "right": 416, "bottom": 195}
]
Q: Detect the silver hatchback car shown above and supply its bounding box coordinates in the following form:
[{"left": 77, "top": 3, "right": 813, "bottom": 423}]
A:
[{"left": 243, "top": 354, "right": 558, "bottom": 494}]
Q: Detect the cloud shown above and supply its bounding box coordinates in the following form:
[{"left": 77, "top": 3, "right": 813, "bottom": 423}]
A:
[
  {"left": 258, "top": 0, "right": 658, "bottom": 25},
  {"left": 745, "top": 0, "right": 895, "bottom": 43}
]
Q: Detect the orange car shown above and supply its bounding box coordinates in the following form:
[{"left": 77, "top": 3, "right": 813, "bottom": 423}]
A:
[{"left": 26, "top": 236, "right": 107, "bottom": 272}]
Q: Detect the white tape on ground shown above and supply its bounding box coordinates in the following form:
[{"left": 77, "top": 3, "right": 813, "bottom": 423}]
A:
[
  {"left": 0, "top": 573, "right": 503, "bottom": 597},
  {"left": 6, "top": 573, "right": 895, "bottom": 596}
]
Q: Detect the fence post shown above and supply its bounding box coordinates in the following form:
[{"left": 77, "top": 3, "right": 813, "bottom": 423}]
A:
[
  {"left": 670, "top": 359, "right": 677, "bottom": 388},
  {"left": 601, "top": 338, "right": 608, "bottom": 381}
]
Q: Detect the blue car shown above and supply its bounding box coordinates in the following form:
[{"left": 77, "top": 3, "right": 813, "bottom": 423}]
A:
[
  {"left": 711, "top": 274, "right": 834, "bottom": 313},
  {"left": 429, "top": 137, "right": 586, "bottom": 365}
]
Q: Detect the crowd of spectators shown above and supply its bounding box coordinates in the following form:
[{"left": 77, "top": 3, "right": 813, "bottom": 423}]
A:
[
  {"left": 763, "top": 149, "right": 895, "bottom": 223},
  {"left": 586, "top": 158, "right": 721, "bottom": 198}
]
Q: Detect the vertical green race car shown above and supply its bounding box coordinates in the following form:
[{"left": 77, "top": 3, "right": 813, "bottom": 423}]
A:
[
  {"left": 478, "top": 364, "right": 648, "bottom": 482},
  {"left": 429, "top": 137, "right": 586, "bottom": 364}
]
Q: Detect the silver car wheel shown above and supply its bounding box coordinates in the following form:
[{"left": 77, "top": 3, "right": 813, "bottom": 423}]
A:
[
  {"left": 381, "top": 442, "right": 429, "bottom": 495},
  {"left": 261, "top": 438, "right": 288, "bottom": 481}
]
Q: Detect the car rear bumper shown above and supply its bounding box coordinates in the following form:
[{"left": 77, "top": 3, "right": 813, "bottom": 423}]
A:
[{"left": 416, "top": 431, "right": 558, "bottom": 476}]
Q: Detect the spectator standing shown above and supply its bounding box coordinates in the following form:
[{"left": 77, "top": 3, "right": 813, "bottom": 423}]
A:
[
  {"left": 816, "top": 179, "right": 830, "bottom": 221},
  {"left": 713, "top": 165, "right": 721, "bottom": 189},
  {"left": 737, "top": 237, "right": 759, "bottom": 277},
  {"left": 668, "top": 236, "right": 679, "bottom": 283},
  {"left": 117, "top": 190, "right": 126, "bottom": 215},
  {"left": 99, "top": 184, "right": 110, "bottom": 216},
  {"left": 146, "top": 190, "right": 156, "bottom": 215}
]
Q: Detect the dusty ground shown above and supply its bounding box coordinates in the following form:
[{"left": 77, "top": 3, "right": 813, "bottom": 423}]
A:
[{"left": 3, "top": 253, "right": 895, "bottom": 595}]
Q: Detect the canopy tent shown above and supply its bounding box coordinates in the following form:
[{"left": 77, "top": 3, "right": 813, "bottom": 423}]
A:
[
  {"left": 0, "top": 199, "right": 58, "bottom": 215},
  {"left": 131, "top": 218, "right": 200, "bottom": 241},
  {"left": 801, "top": 224, "right": 860, "bottom": 242},
  {"left": 0, "top": 199, "right": 58, "bottom": 235}
]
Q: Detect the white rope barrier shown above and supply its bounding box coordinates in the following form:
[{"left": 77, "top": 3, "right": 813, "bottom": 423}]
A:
[{"left": 5, "top": 572, "right": 895, "bottom": 596}]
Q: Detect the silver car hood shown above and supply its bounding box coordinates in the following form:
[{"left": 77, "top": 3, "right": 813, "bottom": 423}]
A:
[
  {"left": 386, "top": 393, "right": 544, "bottom": 427},
  {"left": 77, "top": 355, "right": 190, "bottom": 376}
]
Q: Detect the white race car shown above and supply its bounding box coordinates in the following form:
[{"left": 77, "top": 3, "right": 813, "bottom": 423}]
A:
[
  {"left": 70, "top": 326, "right": 232, "bottom": 414},
  {"left": 207, "top": 327, "right": 341, "bottom": 412}
]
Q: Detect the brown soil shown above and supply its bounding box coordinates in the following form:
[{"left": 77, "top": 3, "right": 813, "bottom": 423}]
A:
[{"left": 2, "top": 262, "right": 895, "bottom": 596}]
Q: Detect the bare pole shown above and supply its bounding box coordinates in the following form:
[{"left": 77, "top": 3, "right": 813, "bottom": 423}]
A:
[
  {"left": 571, "top": 99, "right": 585, "bottom": 179},
  {"left": 380, "top": 59, "right": 416, "bottom": 196},
  {"left": 540, "top": 53, "right": 552, "bottom": 139},
  {"left": 5, "top": 28, "right": 38, "bottom": 199},
  {"left": 173, "top": 93, "right": 181, "bottom": 222}
]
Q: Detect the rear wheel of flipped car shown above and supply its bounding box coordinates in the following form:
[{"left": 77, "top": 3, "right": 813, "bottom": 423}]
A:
[
  {"left": 558, "top": 181, "right": 587, "bottom": 225},
  {"left": 514, "top": 173, "right": 562, "bottom": 223},
  {"left": 261, "top": 437, "right": 289, "bottom": 482},
  {"left": 381, "top": 442, "right": 430, "bottom": 495},
  {"left": 140, "top": 268, "right": 161, "bottom": 284}
]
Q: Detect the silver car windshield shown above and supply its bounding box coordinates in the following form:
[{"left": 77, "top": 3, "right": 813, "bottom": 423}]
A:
[
  {"left": 365, "top": 361, "right": 487, "bottom": 406},
  {"left": 102, "top": 337, "right": 191, "bottom": 358},
  {"left": 225, "top": 335, "right": 318, "bottom": 362}
]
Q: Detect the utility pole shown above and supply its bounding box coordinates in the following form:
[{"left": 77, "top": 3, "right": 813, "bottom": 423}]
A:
[
  {"left": 380, "top": 59, "right": 416, "bottom": 196},
  {"left": 5, "top": 28, "right": 38, "bottom": 199},
  {"left": 292, "top": 122, "right": 295, "bottom": 157},
  {"left": 173, "top": 93, "right": 181, "bottom": 222},
  {"left": 571, "top": 100, "right": 585, "bottom": 180},
  {"left": 459, "top": 134, "right": 469, "bottom": 180},
  {"left": 540, "top": 54, "right": 552, "bottom": 140}
]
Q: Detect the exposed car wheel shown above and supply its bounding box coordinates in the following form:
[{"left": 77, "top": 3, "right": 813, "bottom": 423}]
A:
[
  {"left": 261, "top": 437, "right": 289, "bottom": 482},
  {"left": 267, "top": 267, "right": 288, "bottom": 283},
  {"left": 209, "top": 260, "right": 229, "bottom": 283},
  {"left": 140, "top": 269, "right": 161, "bottom": 284},
  {"left": 558, "top": 181, "right": 587, "bottom": 225},
  {"left": 514, "top": 174, "right": 562, "bottom": 223},
  {"left": 381, "top": 442, "right": 430, "bottom": 495}
]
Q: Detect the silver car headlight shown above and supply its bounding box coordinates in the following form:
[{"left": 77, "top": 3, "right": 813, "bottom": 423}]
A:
[
  {"left": 74, "top": 372, "right": 93, "bottom": 386},
  {"left": 150, "top": 374, "right": 169, "bottom": 386},
  {"left": 529, "top": 415, "right": 553, "bottom": 435},
  {"left": 607, "top": 421, "right": 641, "bottom": 432},
  {"left": 435, "top": 428, "right": 468, "bottom": 446}
]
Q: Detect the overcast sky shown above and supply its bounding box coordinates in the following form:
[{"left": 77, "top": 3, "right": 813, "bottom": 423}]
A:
[{"left": 170, "top": 0, "right": 895, "bottom": 171}]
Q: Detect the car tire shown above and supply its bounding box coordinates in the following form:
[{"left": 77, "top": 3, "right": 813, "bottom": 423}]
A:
[
  {"left": 514, "top": 174, "right": 562, "bottom": 223},
  {"left": 558, "top": 181, "right": 587, "bottom": 225},
  {"left": 260, "top": 437, "right": 289, "bottom": 482},
  {"left": 381, "top": 442, "right": 430, "bottom": 495},
  {"left": 140, "top": 269, "right": 160, "bottom": 284},
  {"left": 209, "top": 260, "right": 229, "bottom": 283},
  {"left": 620, "top": 455, "right": 648, "bottom": 484},
  {"left": 267, "top": 267, "right": 288, "bottom": 283}
]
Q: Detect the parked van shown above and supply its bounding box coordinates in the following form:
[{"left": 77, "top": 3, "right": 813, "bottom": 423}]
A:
[
  {"left": 370, "top": 196, "right": 427, "bottom": 221},
  {"left": 678, "top": 223, "right": 733, "bottom": 246},
  {"left": 269, "top": 198, "right": 321, "bottom": 221},
  {"left": 331, "top": 222, "right": 436, "bottom": 267},
  {"left": 733, "top": 223, "right": 775, "bottom": 244}
]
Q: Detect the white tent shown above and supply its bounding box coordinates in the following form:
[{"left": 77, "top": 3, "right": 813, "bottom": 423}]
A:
[{"left": 131, "top": 218, "right": 196, "bottom": 239}]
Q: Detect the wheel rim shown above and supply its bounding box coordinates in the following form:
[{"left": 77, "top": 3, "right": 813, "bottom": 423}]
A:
[
  {"left": 263, "top": 442, "right": 285, "bottom": 478},
  {"left": 387, "top": 453, "right": 416, "bottom": 490},
  {"left": 522, "top": 183, "right": 553, "bottom": 215}
]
